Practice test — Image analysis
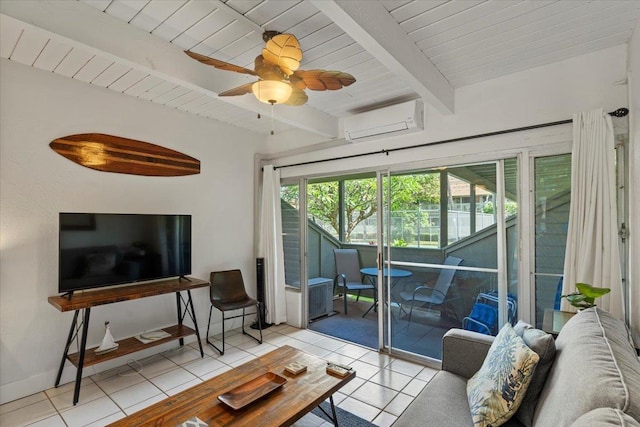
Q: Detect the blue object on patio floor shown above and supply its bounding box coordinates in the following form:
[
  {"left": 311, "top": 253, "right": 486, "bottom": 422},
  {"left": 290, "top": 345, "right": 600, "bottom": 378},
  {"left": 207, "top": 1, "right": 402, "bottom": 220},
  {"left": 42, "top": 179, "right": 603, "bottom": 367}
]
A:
[
  {"left": 462, "top": 291, "right": 518, "bottom": 335},
  {"left": 462, "top": 303, "right": 497, "bottom": 335}
]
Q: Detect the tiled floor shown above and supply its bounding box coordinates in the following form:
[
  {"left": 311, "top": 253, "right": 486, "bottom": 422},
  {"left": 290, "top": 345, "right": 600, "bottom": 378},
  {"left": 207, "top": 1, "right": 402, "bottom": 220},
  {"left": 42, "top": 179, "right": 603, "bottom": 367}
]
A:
[{"left": 1, "top": 324, "right": 437, "bottom": 427}]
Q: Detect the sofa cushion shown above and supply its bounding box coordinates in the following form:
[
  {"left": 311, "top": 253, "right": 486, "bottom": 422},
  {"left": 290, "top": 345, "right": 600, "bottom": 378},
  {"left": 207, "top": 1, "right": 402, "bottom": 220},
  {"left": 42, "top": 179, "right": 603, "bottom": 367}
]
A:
[
  {"left": 442, "top": 329, "right": 495, "bottom": 379},
  {"left": 394, "top": 371, "right": 474, "bottom": 427},
  {"left": 395, "top": 370, "right": 527, "bottom": 427},
  {"left": 533, "top": 308, "right": 640, "bottom": 426},
  {"left": 570, "top": 408, "right": 640, "bottom": 426},
  {"left": 512, "top": 321, "right": 556, "bottom": 427},
  {"left": 467, "top": 323, "right": 540, "bottom": 427}
]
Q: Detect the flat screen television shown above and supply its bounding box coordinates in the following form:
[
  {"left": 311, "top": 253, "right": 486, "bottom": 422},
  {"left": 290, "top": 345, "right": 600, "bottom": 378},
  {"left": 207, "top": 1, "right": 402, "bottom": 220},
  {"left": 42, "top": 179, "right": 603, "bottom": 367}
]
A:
[{"left": 58, "top": 213, "right": 192, "bottom": 295}]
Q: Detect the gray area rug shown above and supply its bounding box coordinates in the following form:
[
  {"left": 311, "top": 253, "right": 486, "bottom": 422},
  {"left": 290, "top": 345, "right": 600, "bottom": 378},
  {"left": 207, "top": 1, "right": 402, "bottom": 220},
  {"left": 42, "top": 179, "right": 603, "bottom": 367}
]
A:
[{"left": 311, "top": 401, "right": 375, "bottom": 427}]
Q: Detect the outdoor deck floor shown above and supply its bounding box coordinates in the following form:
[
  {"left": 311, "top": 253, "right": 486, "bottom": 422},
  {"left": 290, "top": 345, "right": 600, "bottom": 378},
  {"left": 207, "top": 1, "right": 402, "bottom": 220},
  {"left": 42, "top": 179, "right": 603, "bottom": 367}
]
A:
[{"left": 308, "top": 296, "right": 461, "bottom": 360}]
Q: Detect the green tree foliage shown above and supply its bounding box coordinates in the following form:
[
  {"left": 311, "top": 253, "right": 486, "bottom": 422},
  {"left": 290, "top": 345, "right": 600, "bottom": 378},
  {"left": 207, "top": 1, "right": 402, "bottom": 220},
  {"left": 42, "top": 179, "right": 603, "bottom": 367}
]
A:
[
  {"left": 481, "top": 200, "right": 519, "bottom": 216},
  {"left": 282, "top": 175, "right": 518, "bottom": 245},
  {"left": 282, "top": 174, "right": 440, "bottom": 242},
  {"left": 389, "top": 174, "right": 440, "bottom": 209},
  {"left": 342, "top": 179, "right": 377, "bottom": 242},
  {"left": 280, "top": 185, "right": 299, "bottom": 208},
  {"left": 303, "top": 179, "right": 378, "bottom": 241},
  {"left": 388, "top": 174, "right": 440, "bottom": 244},
  {"left": 307, "top": 181, "right": 340, "bottom": 237}
]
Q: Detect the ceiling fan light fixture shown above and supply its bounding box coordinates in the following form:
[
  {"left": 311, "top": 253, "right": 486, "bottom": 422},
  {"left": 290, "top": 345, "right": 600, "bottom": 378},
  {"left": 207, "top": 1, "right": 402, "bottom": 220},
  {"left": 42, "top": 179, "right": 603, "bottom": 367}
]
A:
[
  {"left": 186, "top": 31, "right": 355, "bottom": 110},
  {"left": 252, "top": 80, "right": 292, "bottom": 105}
]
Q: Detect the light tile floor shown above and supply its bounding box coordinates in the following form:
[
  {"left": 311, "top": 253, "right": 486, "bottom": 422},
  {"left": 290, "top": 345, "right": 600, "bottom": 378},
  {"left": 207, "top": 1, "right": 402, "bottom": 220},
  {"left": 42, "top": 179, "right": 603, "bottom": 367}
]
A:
[{"left": 1, "top": 324, "right": 438, "bottom": 427}]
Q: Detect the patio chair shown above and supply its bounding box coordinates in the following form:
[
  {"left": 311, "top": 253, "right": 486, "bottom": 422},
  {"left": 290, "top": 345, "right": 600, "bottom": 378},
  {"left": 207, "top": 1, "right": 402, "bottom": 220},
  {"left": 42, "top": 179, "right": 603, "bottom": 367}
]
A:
[
  {"left": 399, "top": 256, "right": 463, "bottom": 323},
  {"left": 206, "top": 269, "right": 262, "bottom": 355},
  {"left": 333, "top": 249, "right": 377, "bottom": 316}
]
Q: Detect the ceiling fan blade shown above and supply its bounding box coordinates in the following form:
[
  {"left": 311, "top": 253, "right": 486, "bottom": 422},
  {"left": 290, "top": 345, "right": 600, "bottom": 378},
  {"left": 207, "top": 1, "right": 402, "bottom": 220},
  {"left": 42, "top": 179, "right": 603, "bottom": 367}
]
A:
[
  {"left": 284, "top": 87, "right": 308, "bottom": 106},
  {"left": 218, "top": 82, "right": 255, "bottom": 97},
  {"left": 291, "top": 70, "right": 356, "bottom": 91},
  {"left": 185, "top": 51, "right": 257, "bottom": 76},
  {"left": 262, "top": 33, "right": 302, "bottom": 76}
]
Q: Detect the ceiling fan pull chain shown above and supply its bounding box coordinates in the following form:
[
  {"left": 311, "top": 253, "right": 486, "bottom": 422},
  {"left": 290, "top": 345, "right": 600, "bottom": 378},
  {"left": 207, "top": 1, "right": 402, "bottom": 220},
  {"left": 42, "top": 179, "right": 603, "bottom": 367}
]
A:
[{"left": 271, "top": 103, "right": 275, "bottom": 135}]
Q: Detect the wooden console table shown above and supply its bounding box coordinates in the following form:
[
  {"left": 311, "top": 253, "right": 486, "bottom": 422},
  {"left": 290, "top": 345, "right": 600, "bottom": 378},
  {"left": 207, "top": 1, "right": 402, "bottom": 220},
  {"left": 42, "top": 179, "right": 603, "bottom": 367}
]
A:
[{"left": 48, "top": 276, "right": 209, "bottom": 405}]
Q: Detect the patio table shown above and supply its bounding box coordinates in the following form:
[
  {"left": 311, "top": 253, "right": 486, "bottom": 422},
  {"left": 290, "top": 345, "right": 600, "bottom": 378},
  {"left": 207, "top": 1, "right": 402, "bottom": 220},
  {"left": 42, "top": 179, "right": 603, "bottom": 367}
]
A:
[{"left": 360, "top": 267, "right": 412, "bottom": 316}]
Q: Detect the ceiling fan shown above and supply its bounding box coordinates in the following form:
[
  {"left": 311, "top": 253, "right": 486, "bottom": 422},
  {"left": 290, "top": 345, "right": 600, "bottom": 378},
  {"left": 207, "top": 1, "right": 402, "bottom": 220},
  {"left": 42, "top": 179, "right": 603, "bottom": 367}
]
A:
[{"left": 185, "top": 31, "right": 356, "bottom": 106}]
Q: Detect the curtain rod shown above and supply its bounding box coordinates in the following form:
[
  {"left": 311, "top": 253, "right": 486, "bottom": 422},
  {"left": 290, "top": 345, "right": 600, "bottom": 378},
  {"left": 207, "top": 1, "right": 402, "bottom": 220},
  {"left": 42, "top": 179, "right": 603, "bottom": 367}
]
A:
[{"left": 272, "top": 107, "right": 628, "bottom": 170}]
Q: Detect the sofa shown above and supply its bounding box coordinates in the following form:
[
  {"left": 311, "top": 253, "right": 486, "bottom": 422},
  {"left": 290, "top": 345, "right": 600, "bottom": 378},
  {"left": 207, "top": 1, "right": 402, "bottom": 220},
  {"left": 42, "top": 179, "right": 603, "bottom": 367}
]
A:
[{"left": 394, "top": 307, "right": 640, "bottom": 426}]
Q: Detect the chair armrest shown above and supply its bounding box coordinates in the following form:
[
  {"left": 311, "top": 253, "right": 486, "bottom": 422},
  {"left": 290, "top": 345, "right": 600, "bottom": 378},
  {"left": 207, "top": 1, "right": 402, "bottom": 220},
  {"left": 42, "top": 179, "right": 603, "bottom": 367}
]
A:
[
  {"left": 334, "top": 274, "right": 346, "bottom": 287},
  {"left": 412, "top": 285, "right": 445, "bottom": 300},
  {"left": 441, "top": 329, "right": 494, "bottom": 379}
]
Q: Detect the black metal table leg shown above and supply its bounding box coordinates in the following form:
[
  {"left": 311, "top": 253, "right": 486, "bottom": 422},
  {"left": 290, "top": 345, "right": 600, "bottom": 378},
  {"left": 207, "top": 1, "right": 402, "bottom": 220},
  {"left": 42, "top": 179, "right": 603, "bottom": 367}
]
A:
[
  {"left": 329, "top": 395, "right": 339, "bottom": 427},
  {"left": 73, "top": 308, "right": 91, "bottom": 405},
  {"left": 186, "top": 290, "right": 204, "bottom": 357},
  {"left": 176, "top": 292, "right": 184, "bottom": 346},
  {"left": 317, "top": 395, "right": 340, "bottom": 426},
  {"left": 55, "top": 310, "right": 79, "bottom": 387}
]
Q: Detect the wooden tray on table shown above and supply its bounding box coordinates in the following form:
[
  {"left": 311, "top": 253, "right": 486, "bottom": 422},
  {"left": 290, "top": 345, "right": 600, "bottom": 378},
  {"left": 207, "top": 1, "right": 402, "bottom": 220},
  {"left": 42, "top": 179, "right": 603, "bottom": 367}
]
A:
[{"left": 218, "top": 372, "right": 287, "bottom": 410}]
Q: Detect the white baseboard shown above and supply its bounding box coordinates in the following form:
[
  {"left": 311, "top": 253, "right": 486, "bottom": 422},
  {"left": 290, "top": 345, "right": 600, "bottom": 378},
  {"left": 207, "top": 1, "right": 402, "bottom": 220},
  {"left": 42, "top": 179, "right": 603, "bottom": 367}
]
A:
[{"left": 1, "top": 336, "right": 198, "bottom": 405}]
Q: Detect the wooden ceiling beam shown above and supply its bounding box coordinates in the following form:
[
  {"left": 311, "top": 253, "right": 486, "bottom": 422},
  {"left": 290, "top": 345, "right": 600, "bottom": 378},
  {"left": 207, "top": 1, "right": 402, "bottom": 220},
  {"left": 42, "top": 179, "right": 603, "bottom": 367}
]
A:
[{"left": 311, "top": 0, "right": 455, "bottom": 115}]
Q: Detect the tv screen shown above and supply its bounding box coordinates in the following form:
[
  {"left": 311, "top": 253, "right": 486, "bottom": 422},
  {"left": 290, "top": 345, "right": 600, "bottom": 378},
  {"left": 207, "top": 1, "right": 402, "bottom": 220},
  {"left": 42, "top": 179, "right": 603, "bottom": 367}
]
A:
[{"left": 58, "top": 213, "right": 192, "bottom": 294}]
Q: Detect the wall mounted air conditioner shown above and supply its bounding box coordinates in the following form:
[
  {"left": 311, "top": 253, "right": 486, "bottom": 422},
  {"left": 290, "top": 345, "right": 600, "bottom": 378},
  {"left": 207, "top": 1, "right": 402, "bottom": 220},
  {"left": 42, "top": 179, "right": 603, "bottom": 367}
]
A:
[{"left": 344, "top": 100, "right": 424, "bottom": 143}]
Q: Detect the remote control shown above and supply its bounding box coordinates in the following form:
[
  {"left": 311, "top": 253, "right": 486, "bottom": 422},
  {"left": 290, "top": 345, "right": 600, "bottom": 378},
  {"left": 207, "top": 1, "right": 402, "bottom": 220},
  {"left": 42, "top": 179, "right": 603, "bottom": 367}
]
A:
[
  {"left": 326, "top": 362, "right": 352, "bottom": 377},
  {"left": 327, "top": 362, "right": 353, "bottom": 371}
]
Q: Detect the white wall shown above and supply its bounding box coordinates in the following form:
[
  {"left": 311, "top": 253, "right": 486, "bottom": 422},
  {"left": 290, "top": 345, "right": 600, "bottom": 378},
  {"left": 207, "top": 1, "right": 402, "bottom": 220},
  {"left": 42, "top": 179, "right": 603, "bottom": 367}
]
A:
[
  {"left": 627, "top": 19, "right": 640, "bottom": 346},
  {"left": 271, "top": 45, "right": 629, "bottom": 178},
  {"left": 0, "top": 59, "right": 264, "bottom": 403}
]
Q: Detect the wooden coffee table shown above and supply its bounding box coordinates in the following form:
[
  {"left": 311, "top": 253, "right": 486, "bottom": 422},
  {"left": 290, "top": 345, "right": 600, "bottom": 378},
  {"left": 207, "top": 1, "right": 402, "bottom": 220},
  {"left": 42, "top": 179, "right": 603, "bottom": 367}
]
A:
[{"left": 107, "top": 345, "right": 355, "bottom": 426}]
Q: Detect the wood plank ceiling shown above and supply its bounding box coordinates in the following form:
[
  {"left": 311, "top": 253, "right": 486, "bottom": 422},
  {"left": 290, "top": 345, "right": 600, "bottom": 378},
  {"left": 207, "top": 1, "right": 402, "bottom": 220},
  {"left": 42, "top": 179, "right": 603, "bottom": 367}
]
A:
[{"left": 1, "top": 1, "right": 639, "bottom": 140}]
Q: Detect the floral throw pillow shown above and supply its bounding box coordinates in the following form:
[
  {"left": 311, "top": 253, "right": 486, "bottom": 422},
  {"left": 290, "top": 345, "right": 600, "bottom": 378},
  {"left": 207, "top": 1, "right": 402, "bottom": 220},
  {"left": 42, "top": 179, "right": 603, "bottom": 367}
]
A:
[{"left": 467, "top": 323, "right": 540, "bottom": 427}]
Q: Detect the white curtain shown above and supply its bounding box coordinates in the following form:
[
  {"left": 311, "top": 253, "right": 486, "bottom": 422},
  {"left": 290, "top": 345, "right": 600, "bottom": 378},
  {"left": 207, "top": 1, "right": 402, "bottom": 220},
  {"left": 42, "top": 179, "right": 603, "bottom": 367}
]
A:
[
  {"left": 258, "top": 165, "right": 287, "bottom": 325},
  {"left": 562, "top": 108, "right": 623, "bottom": 318}
]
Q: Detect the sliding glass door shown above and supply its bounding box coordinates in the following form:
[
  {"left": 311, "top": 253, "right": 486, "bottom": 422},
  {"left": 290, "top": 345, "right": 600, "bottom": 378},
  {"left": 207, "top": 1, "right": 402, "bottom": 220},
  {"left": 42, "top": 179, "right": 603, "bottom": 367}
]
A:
[
  {"left": 282, "top": 174, "right": 380, "bottom": 345},
  {"left": 381, "top": 160, "right": 518, "bottom": 360},
  {"left": 282, "top": 158, "right": 519, "bottom": 360}
]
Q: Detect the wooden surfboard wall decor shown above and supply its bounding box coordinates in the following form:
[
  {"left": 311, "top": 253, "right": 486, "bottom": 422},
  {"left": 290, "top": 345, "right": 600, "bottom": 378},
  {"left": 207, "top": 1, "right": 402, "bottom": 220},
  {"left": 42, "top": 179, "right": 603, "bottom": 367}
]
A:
[{"left": 50, "top": 133, "right": 200, "bottom": 177}]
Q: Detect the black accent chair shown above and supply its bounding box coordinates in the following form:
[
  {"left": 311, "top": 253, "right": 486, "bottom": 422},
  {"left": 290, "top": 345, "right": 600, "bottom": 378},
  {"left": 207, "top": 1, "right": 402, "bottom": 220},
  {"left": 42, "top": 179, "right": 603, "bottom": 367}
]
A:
[{"left": 206, "top": 269, "right": 262, "bottom": 355}]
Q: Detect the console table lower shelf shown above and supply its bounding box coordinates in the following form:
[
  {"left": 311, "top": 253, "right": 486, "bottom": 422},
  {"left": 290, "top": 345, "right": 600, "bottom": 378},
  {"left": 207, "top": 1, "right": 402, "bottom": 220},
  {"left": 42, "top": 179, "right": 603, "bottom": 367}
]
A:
[
  {"left": 66, "top": 324, "right": 197, "bottom": 367},
  {"left": 48, "top": 277, "right": 209, "bottom": 405}
]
